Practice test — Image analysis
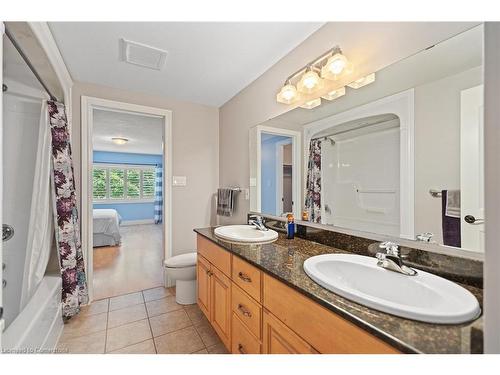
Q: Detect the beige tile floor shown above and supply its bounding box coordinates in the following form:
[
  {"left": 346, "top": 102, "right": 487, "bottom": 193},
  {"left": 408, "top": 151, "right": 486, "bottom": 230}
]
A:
[{"left": 57, "top": 286, "right": 229, "bottom": 354}]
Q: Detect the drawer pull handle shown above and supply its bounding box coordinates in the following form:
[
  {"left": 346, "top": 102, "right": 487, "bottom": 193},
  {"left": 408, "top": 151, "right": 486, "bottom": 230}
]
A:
[
  {"left": 237, "top": 343, "right": 247, "bottom": 354},
  {"left": 238, "top": 272, "right": 252, "bottom": 283},
  {"left": 237, "top": 303, "right": 252, "bottom": 318}
]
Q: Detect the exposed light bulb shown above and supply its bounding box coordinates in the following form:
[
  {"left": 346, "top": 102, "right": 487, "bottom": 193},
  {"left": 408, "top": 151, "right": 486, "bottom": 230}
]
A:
[
  {"left": 276, "top": 83, "right": 299, "bottom": 104},
  {"left": 300, "top": 98, "right": 321, "bottom": 109},
  {"left": 347, "top": 73, "right": 376, "bottom": 89},
  {"left": 297, "top": 69, "right": 323, "bottom": 94},
  {"left": 111, "top": 137, "right": 129, "bottom": 145},
  {"left": 321, "top": 86, "right": 346, "bottom": 101}
]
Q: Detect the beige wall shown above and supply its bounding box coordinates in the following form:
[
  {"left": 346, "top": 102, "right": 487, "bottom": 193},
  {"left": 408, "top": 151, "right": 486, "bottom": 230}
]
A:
[
  {"left": 219, "top": 22, "right": 478, "bottom": 225},
  {"left": 415, "top": 67, "right": 482, "bottom": 244},
  {"left": 71, "top": 81, "right": 219, "bottom": 255}
]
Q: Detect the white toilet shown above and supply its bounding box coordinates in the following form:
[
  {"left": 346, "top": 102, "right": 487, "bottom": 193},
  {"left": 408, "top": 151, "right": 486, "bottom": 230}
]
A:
[{"left": 164, "top": 252, "right": 197, "bottom": 305}]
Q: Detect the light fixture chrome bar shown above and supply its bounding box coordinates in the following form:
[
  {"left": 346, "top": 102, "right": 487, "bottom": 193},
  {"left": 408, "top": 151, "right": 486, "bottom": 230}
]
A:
[
  {"left": 4, "top": 27, "right": 59, "bottom": 102},
  {"left": 284, "top": 46, "right": 341, "bottom": 84}
]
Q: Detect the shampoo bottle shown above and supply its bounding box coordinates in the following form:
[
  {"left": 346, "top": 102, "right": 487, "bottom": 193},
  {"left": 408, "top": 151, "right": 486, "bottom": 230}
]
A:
[{"left": 286, "top": 213, "right": 295, "bottom": 239}]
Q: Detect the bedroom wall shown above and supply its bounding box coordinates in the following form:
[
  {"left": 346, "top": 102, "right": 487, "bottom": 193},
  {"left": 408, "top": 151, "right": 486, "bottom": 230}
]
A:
[{"left": 92, "top": 151, "right": 162, "bottom": 223}]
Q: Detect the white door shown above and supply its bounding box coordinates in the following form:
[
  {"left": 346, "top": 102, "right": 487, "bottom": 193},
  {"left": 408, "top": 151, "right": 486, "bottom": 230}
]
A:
[{"left": 460, "top": 85, "right": 484, "bottom": 251}]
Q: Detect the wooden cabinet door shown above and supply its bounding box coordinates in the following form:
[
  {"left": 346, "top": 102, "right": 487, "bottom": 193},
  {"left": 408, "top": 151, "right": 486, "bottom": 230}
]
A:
[
  {"left": 197, "top": 255, "right": 211, "bottom": 319},
  {"left": 262, "top": 310, "right": 317, "bottom": 354},
  {"left": 210, "top": 266, "right": 232, "bottom": 350}
]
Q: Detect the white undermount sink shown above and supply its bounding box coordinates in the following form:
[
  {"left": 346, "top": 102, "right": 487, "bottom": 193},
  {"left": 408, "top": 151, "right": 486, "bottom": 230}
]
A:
[
  {"left": 303, "top": 254, "right": 480, "bottom": 324},
  {"left": 214, "top": 225, "right": 278, "bottom": 244}
]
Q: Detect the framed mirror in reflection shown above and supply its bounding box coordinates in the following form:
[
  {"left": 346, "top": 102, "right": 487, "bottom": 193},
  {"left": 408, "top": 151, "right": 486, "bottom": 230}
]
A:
[{"left": 249, "top": 25, "right": 484, "bottom": 253}]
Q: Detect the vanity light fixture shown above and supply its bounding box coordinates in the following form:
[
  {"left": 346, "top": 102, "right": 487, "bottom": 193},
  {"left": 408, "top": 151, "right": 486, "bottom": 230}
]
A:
[
  {"left": 276, "top": 81, "right": 300, "bottom": 104},
  {"left": 297, "top": 67, "right": 323, "bottom": 94},
  {"left": 276, "top": 46, "right": 372, "bottom": 109},
  {"left": 300, "top": 98, "right": 321, "bottom": 109},
  {"left": 111, "top": 137, "right": 129, "bottom": 145},
  {"left": 322, "top": 86, "right": 346, "bottom": 101},
  {"left": 347, "top": 73, "right": 376, "bottom": 89}
]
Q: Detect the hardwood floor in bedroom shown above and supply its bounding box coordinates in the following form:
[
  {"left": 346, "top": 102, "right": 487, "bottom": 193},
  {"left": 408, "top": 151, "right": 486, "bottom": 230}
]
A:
[{"left": 93, "top": 224, "right": 164, "bottom": 300}]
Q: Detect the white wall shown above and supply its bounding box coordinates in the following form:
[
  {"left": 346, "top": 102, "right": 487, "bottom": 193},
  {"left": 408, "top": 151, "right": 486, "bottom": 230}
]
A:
[
  {"left": 414, "top": 67, "right": 482, "bottom": 244},
  {"left": 219, "top": 22, "right": 478, "bottom": 225},
  {"left": 484, "top": 21, "right": 500, "bottom": 354},
  {"left": 71, "top": 81, "right": 219, "bottom": 255}
]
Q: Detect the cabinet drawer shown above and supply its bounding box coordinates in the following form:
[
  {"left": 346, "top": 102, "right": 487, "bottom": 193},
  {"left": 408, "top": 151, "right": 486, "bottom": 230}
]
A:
[
  {"left": 263, "top": 274, "right": 399, "bottom": 354},
  {"left": 232, "top": 256, "right": 262, "bottom": 302},
  {"left": 231, "top": 314, "right": 261, "bottom": 354},
  {"left": 197, "top": 235, "right": 231, "bottom": 277},
  {"left": 232, "top": 284, "right": 262, "bottom": 339}
]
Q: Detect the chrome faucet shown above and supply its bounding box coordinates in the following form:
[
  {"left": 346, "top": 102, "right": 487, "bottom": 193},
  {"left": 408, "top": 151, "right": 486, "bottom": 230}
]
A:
[
  {"left": 375, "top": 241, "right": 417, "bottom": 276},
  {"left": 248, "top": 215, "right": 268, "bottom": 231}
]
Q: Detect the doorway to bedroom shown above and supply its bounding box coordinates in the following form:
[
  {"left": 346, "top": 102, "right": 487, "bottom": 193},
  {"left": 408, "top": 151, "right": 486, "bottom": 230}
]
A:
[{"left": 83, "top": 98, "right": 172, "bottom": 301}]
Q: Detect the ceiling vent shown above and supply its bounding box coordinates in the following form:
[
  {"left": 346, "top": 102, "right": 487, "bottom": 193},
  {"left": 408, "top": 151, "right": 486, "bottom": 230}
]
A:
[{"left": 120, "top": 38, "right": 167, "bottom": 70}]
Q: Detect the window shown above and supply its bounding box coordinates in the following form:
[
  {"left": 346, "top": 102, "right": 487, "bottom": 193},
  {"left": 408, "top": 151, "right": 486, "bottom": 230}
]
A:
[{"left": 92, "top": 164, "right": 157, "bottom": 202}]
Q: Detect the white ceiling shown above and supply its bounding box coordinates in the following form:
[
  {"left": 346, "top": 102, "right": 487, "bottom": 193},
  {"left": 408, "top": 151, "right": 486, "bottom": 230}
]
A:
[
  {"left": 48, "top": 22, "right": 324, "bottom": 107},
  {"left": 92, "top": 108, "right": 163, "bottom": 154}
]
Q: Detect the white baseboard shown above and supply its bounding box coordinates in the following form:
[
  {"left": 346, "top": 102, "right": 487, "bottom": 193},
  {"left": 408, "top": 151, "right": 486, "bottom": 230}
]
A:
[{"left": 120, "top": 219, "right": 156, "bottom": 226}]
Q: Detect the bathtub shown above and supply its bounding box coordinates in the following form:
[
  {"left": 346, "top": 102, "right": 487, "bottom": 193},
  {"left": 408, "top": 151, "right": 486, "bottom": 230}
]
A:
[{"left": 2, "top": 275, "right": 64, "bottom": 353}]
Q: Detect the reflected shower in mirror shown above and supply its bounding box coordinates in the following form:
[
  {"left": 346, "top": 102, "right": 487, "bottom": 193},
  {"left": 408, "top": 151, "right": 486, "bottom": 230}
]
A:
[{"left": 249, "top": 24, "right": 484, "bottom": 253}]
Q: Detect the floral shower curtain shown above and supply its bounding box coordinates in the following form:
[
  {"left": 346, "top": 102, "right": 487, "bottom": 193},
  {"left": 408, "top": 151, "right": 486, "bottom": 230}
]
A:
[
  {"left": 48, "top": 100, "right": 88, "bottom": 319},
  {"left": 305, "top": 139, "right": 322, "bottom": 223},
  {"left": 154, "top": 165, "right": 163, "bottom": 224}
]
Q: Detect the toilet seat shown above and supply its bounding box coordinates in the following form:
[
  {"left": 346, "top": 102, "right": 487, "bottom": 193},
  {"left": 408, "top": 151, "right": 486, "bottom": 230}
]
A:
[{"left": 164, "top": 252, "right": 197, "bottom": 268}]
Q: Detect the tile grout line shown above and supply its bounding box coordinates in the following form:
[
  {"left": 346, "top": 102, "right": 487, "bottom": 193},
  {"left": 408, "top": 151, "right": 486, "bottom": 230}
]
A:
[
  {"left": 143, "top": 291, "right": 159, "bottom": 354},
  {"left": 183, "top": 305, "right": 209, "bottom": 351},
  {"left": 103, "top": 298, "right": 110, "bottom": 354}
]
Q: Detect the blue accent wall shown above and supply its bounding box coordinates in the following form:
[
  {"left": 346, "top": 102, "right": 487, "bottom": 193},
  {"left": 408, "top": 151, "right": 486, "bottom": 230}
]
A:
[{"left": 93, "top": 151, "right": 162, "bottom": 222}]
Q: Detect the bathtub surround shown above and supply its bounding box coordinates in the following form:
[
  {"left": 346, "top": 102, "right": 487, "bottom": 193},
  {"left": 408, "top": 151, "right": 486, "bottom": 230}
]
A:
[
  {"left": 20, "top": 101, "right": 53, "bottom": 310},
  {"left": 49, "top": 100, "right": 88, "bottom": 318}
]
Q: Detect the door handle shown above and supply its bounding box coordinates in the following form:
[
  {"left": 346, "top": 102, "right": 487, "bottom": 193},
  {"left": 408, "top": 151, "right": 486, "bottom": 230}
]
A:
[
  {"left": 237, "top": 343, "right": 247, "bottom": 354},
  {"left": 464, "top": 215, "right": 484, "bottom": 225}
]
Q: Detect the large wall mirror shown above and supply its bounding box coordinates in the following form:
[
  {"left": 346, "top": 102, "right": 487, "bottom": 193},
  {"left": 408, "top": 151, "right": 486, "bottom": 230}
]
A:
[{"left": 249, "top": 25, "right": 484, "bottom": 254}]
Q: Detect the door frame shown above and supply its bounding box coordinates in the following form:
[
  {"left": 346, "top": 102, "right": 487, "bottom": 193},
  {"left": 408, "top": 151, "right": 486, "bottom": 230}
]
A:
[
  {"left": 275, "top": 138, "right": 293, "bottom": 215},
  {"left": 81, "top": 96, "right": 173, "bottom": 302},
  {"left": 253, "top": 125, "right": 301, "bottom": 219}
]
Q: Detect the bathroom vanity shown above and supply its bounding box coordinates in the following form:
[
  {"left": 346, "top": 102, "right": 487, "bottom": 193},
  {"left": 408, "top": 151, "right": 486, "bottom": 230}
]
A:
[{"left": 194, "top": 227, "right": 483, "bottom": 354}]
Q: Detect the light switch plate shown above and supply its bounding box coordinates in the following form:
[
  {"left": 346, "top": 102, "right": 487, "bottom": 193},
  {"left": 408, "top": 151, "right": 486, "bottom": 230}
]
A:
[{"left": 172, "top": 176, "right": 187, "bottom": 186}]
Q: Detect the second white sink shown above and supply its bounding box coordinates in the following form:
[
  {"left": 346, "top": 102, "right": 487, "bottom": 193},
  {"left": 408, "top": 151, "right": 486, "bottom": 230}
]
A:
[
  {"left": 214, "top": 225, "right": 278, "bottom": 244},
  {"left": 303, "top": 253, "right": 480, "bottom": 324}
]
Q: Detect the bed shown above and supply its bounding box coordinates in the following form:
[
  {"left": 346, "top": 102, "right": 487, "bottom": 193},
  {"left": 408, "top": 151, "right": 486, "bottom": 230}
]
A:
[{"left": 93, "top": 209, "right": 122, "bottom": 247}]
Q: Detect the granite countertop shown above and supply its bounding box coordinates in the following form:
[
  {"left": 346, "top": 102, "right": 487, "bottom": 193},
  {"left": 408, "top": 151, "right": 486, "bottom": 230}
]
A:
[{"left": 194, "top": 227, "right": 483, "bottom": 354}]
